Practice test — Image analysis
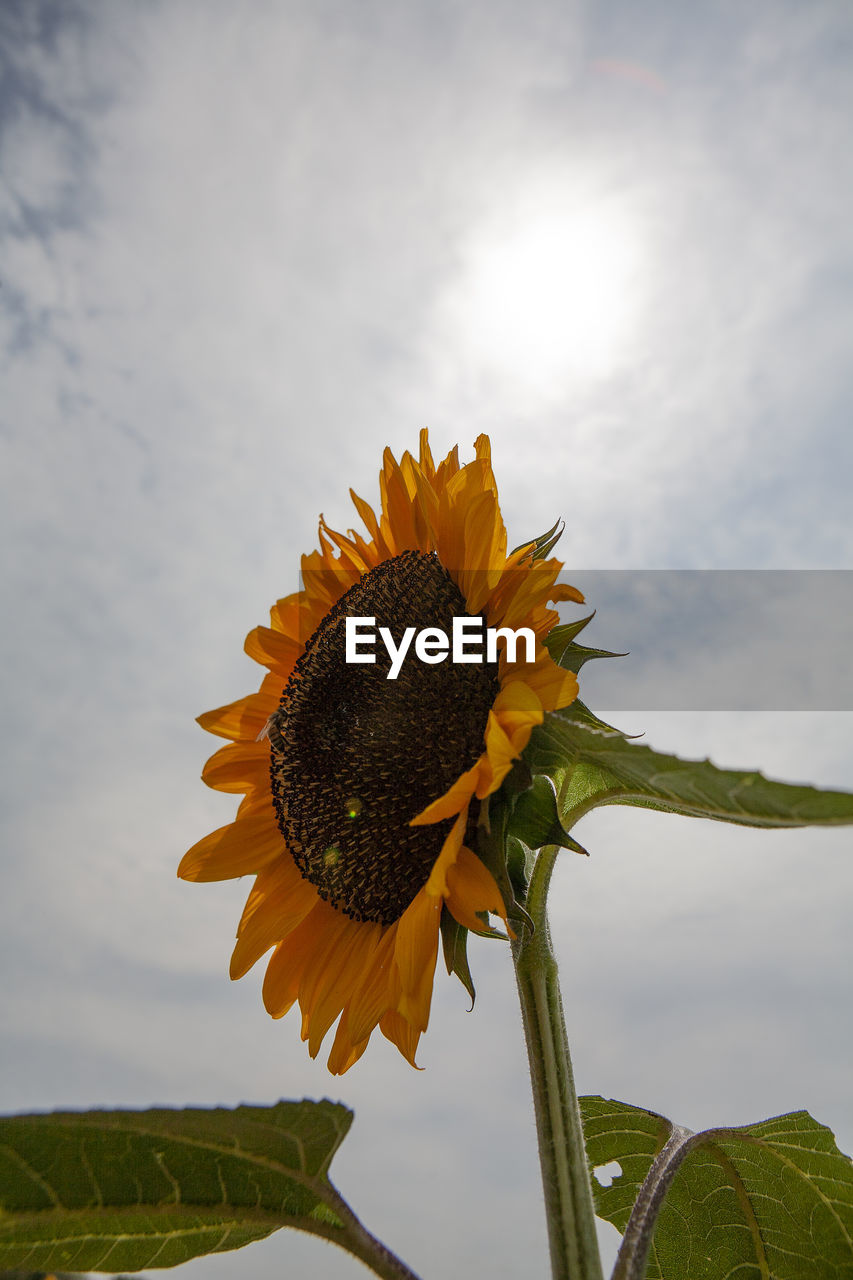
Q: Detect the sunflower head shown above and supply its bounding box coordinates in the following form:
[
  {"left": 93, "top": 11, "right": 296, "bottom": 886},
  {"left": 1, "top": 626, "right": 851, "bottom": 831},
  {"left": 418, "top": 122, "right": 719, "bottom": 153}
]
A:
[{"left": 179, "top": 432, "right": 582, "bottom": 1073}]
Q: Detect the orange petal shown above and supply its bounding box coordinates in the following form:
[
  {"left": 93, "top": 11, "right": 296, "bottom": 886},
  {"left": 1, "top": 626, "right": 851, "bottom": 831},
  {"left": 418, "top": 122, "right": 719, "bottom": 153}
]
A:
[
  {"left": 394, "top": 889, "right": 441, "bottom": 1032},
  {"left": 488, "top": 558, "right": 568, "bottom": 631},
  {"left": 197, "top": 673, "right": 282, "bottom": 742},
  {"left": 300, "top": 915, "right": 381, "bottom": 1058},
  {"left": 493, "top": 679, "right": 543, "bottom": 731},
  {"left": 478, "top": 712, "right": 518, "bottom": 798},
  {"left": 434, "top": 443, "right": 460, "bottom": 491},
  {"left": 435, "top": 460, "right": 491, "bottom": 576},
  {"left": 445, "top": 846, "right": 509, "bottom": 933},
  {"left": 201, "top": 741, "right": 270, "bottom": 793},
  {"left": 458, "top": 491, "right": 506, "bottom": 613},
  {"left": 244, "top": 625, "right": 301, "bottom": 676},
  {"left": 319, "top": 516, "right": 371, "bottom": 574},
  {"left": 297, "top": 916, "right": 371, "bottom": 1054},
  {"left": 424, "top": 808, "right": 468, "bottom": 897},
  {"left": 179, "top": 813, "right": 284, "bottom": 883},
  {"left": 550, "top": 582, "right": 585, "bottom": 605},
  {"left": 418, "top": 427, "right": 436, "bottom": 481},
  {"left": 327, "top": 1019, "right": 371, "bottom": 1075},
  {"left": 504, "top": 650, "right": 579, "bottom": 713},
  {"left": 380, "top": 1009, "right": 423, "bottom": 1068},
  {"left": 380, "top": 447, "right": 420, "bottom": 552},
  {"left": 342, "top": 925, "right": 400, "bottom": 1046},
  {"left": 261, "top": 902, "right": 334, "bottom": 1017},
  {"left": 230, "top": 859, "right": 318, "bottom": 979},
  {"left": 410, "top": 762, "right": 481, "bottom": 826},
  {"left": 350, "top": 487, "right": 390, "bottom": 558},
  {"left": 301, "top": 548, "right": 359, "bottom": 612},
  {"left": 268, "top": 591, "right": 325, "bottom": 645},
  {"left": 407, "top": 462, "right": 441, "bottom": 549}
]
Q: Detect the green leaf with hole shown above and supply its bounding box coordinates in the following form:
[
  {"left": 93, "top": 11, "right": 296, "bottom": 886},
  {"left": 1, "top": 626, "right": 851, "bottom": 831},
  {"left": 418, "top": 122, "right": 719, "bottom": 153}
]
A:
[
  {"left": 580, "top": 1096, "right": 853, "bottom": 1280},
  {"left": 516, "top": 700, "right": 853, "bottom": 837},
  {"left": 0, "top": 1100, "right": 386, "bottom": 1275}
]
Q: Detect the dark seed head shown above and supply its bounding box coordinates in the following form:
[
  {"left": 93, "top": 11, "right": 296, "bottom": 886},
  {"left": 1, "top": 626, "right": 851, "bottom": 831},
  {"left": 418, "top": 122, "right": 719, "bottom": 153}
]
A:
[{"left": 270, "top": 551, "right": 499, "bottom": 924}]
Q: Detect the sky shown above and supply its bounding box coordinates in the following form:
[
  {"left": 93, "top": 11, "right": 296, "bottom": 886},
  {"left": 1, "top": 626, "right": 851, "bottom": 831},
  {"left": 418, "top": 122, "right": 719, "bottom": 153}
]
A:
[{"left": 2, "top": 1, "right": 852, "bottom": 1276}]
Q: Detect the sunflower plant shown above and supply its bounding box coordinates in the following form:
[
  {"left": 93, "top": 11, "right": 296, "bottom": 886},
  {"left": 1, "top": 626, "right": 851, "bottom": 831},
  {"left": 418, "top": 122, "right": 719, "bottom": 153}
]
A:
[{"left": 2, "top": 434, "right": 853, "bottom": 1280}]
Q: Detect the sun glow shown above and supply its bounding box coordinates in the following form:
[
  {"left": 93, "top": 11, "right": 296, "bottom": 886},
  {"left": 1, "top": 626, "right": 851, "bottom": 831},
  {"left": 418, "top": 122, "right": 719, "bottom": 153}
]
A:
[{"left": 441, "top": 189, "right": 646, "bottom": 396}]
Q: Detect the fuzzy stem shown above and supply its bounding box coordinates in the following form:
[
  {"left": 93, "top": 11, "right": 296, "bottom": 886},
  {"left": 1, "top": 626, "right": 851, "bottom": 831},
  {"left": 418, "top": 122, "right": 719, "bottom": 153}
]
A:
[
  {"left": 320, "top": 1183, "right": 424, "bottom": 1280},
  {"left": 610, "top": 1126, "right": 695, "bottom": 1280},
  {"left": 511, "top": 844, "right": 604, "bottom": 1280}
]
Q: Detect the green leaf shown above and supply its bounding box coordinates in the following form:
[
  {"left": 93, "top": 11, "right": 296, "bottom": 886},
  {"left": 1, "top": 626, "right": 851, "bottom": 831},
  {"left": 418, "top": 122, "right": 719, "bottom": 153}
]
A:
[
  {"left": 579, "top": 1096, "right": 853, "bottom": 1280},
  {"left": 0, "top": 1273, "right": 134, "bottom": 1279},
  {"left": 0, "top": 1101, "right": 364, "bottom": 1274},
  {"left": 518, "top": 701, "right": 853, "bottom": 833}
]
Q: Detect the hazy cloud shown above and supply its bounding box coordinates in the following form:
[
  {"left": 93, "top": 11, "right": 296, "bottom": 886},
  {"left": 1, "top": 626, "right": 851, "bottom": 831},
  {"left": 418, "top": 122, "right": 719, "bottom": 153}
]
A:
[{"left": 2, "top": 3, "right": 852, "bottom": 1276}]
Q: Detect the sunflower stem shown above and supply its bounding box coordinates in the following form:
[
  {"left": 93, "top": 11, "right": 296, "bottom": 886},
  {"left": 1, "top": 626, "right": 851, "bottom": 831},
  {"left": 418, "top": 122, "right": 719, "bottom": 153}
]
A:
[{"left": 511, "top": 843, "right": 604, "bottom": 1280}]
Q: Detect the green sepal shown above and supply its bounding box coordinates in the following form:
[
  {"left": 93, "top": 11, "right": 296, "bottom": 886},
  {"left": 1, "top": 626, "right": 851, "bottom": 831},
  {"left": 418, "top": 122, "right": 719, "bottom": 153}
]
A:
[
  {"left": 440, "top": 906, "right": 476, "bottom": 1006},
  {"left": 502, "top": 754, "right": 533, "bottom": 798},
  {"left": 510, "top": 516, "right": 564, "bottom": 561},
  {"left": 505, "top": 831, "right": 536, "bottom": 899},
  {"left": 476, "top": 797, "right": 535, "bottom": 938},
  {"left": 545, "top": 612, "right": 597, "bottom": 645},
  {"left": 507, "top": 774, "right": 591, "bottom": 856},
  {"left": 545, "top": 614, "right": 626, "bottom": 674}
]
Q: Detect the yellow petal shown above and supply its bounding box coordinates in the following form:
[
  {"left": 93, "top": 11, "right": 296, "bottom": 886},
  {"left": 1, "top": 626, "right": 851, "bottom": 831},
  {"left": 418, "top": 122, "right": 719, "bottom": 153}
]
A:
[
  {"left": 326, "top": 1019, "right": 371, "bottom": 1075},
  {"left": 380, "top": 446, "right": 421, "bottom": 552},
  {"left": 477, "top": 712, "right": 518, "bottom": 798},
  {"left": 244, "top": 625, "right": 301, "bottom": 676},
  {"left": 550, "top": 582, "right": 585, "bottom": 605},
  {"left": 300, "top": 916, "right": 380, "bottom": 1058},
  {"left": 410, "top": 762, "right": 481, "bottom": 826},
  {"left": 504, "top": 650, "right": 579, "bottom": 713},
  {"left": 268, "top": 591, "right": 319, "bottom": 642},
  {"left": 445, "top": 846, "right": 509, "bottom": 933},
  {"left": 318, "top": 516, "right": 371, "bottom": 574},
  {"left": 343, "top": 925, "right": 400, "bottom": 1046},
  {"left": 424, "top": 808, "right": 468, "bottom": 897},
  {"left": 230, "top": 859, "right": 318, "bottom": 979},
  {"left": 458, "top": 491, "right": 506, "bottom": 613},
  {"left": 434, "top": 443, "right": 460, "bottom": 491},
  {"left": 394, "top": 889, "right": 441, "bottom": 1031},
  {"left": 380, "top": 1010, "right": 422, "bottom": 1068},
  {"left": 179, "top": 813, "right": 284, "bottom": 883},
  {"left": 261, "top": 903, "right": 333, "bottom": 1017},
  {"left": 473, "top": 434, "right": 492, "bottom": 467},
  {"left": 349, "top": 487, "right": 391, "bottom": 559},
  {"left": 196, "top": 673, "right": 282, "bottom": 742},
  {"left": 418, "top": 427, "right": 435, "bottom": 480},
  {"left": 201, "top": 741, "right": 270, "bottom": 793},
  {"left": 301, "top": 548, "right": 359, "bottom": 612},
  {"left": 493, "top": 679, "right": 544, "bottom": 737}
]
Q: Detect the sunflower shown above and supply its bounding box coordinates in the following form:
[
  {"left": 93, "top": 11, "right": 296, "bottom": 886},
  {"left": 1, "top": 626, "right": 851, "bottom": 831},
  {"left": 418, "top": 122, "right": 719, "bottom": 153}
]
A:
[{"left": 179, "top": 432, "right": 582, "bottom": 1073}]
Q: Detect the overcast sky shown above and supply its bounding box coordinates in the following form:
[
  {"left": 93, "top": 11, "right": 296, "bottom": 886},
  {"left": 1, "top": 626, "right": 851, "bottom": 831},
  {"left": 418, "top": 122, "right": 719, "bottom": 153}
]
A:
[{"left": 2, "top": 2, "right": 852, "bottom": 1277}]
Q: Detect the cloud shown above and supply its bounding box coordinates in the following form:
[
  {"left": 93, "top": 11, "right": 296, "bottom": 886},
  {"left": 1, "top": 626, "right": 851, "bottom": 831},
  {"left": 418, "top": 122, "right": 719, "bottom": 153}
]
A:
[{"left": 2, "top": 3, "right": 852, "bottom": 1276}]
